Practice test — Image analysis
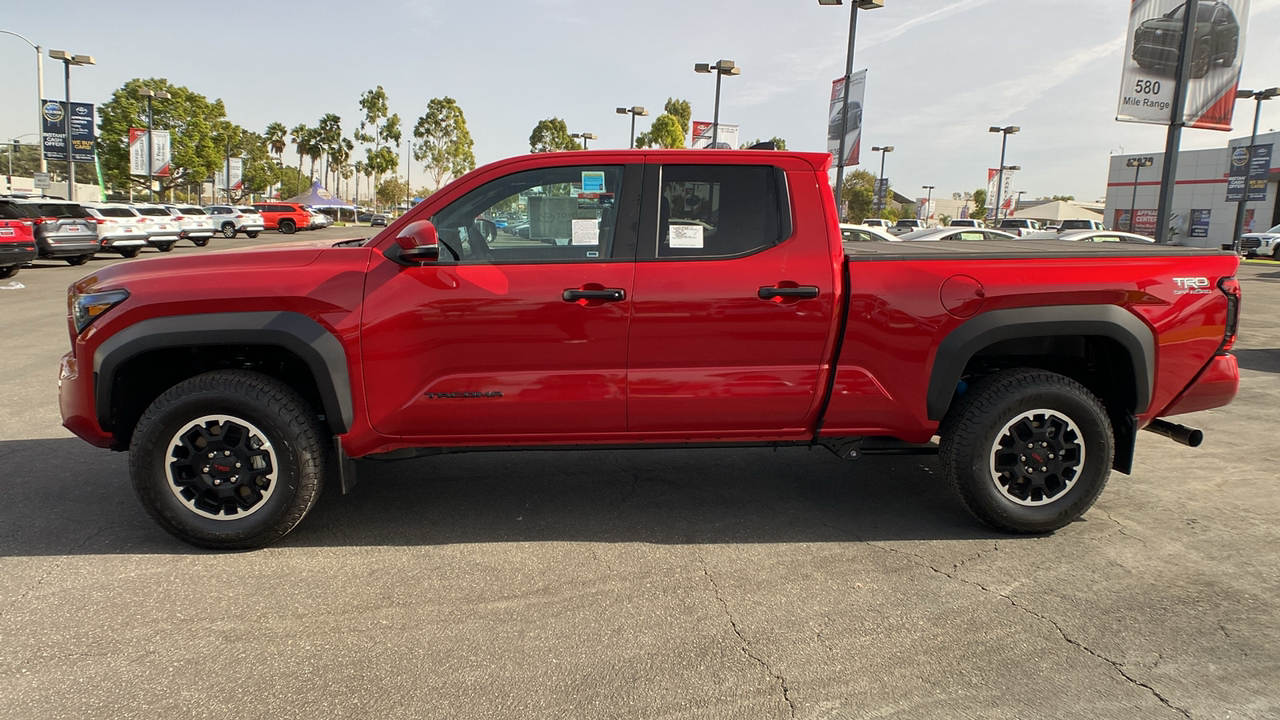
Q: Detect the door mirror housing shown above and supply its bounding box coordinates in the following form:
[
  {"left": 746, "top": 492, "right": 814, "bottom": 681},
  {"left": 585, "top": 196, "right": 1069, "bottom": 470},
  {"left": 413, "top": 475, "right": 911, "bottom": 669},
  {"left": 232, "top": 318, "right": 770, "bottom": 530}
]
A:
[{"left": 393, "top": 220, "right": 440, "bottom": 263}]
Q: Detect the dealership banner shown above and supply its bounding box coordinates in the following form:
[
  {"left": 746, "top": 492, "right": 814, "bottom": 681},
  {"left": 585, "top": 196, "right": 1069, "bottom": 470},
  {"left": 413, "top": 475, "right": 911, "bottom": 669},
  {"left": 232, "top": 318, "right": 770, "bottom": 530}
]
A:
[
  {"left": 916, "top": 198, "right": 935, "bottom": 222},
  {"left": 1114, "top": 208, "right": 1160, "bottom": 235},
  {"left": 213, "top": 158, "right": 244, "bottom": 192},
  {"left": 41, "top": 100, "right": 95, "bottom": 163},
  {"left": 1189, "top": 208, "right": 1212, "bottom": 237},
  {"left": 1225, "top": 143, "right": 1271, "bottom": 201},
  {"left": 827, "top": 70, "right": 867, "bottom": 167},
  {"left": 129, "top": 128, "right": 172, "bottom": 176},
  {"left": 1117, "top": 0, "right": 1250, "bottom": 130},
  {"left": 690, "top": 121, "right": 739, "bottom": 149}
]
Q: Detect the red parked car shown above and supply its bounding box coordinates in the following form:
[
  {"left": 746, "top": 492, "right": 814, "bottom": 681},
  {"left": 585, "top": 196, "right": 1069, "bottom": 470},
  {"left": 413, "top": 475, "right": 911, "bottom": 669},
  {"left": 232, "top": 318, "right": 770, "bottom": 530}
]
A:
[
  {"left": 251, "top": 202, "right": 311, "bottom": 235},
  {"left": 0, "top": 200, "right": 38, "bottom": 278},
  {"left": 60, "top": 149, "right": 1241, "bottom": 549}
]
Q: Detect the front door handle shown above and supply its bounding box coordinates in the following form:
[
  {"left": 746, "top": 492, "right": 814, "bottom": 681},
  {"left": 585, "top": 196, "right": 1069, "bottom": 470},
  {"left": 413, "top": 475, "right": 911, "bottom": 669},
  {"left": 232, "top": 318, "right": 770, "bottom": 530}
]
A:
[
  {"left": 563, "top": 288, "right": 626, "bottom": 303},
  {"left": 758, "top": 285, "right": 820, "bottom": 300}
]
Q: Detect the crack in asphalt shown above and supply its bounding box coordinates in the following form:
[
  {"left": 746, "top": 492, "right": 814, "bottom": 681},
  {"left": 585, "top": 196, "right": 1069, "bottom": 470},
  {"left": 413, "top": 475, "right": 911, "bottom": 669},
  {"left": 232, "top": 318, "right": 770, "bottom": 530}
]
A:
[
  {"left": 0, "top": 524, "right": 114, "bottom": 621},
  {"left": 1098, "top": 508, "right": 1148, "bottom": 546},
  {"left": 817, "top": 520, "right": 1191, "bottom": 718},
  {"left": 700, "top": 558, "right": 797, "bottom": 719}
]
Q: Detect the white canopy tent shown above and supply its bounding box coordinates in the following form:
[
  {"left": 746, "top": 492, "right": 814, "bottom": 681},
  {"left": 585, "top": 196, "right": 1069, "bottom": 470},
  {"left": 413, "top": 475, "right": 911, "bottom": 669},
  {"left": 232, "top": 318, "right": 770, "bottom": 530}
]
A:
[{"left": 1012, "top": 200, "right": 1105, "bottom": 223}]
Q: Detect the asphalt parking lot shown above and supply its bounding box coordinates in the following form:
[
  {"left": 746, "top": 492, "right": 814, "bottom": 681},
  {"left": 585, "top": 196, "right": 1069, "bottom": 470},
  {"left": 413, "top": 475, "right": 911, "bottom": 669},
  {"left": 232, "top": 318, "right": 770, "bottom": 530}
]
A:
[{"left": 1, "top": 234, "right": 1277, "bottom": 719}]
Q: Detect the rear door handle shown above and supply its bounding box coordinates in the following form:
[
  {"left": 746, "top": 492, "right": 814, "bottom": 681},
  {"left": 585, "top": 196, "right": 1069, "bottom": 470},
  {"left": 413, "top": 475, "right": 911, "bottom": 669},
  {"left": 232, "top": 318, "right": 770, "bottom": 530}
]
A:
[
  {"left": 758, "top": 286, "right": 820, "bottom": 300},
  {"left": 563, "top": 288, "right": 626, "bottom": 302}
]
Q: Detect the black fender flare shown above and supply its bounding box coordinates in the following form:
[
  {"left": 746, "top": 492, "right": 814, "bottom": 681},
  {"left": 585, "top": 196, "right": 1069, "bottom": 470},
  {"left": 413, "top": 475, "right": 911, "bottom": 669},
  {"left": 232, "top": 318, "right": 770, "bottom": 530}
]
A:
[
  {"left": 93, "top": 311, "right": 353, "bottom": 434},
  {"left": 926, "top": 305, "right": 1155, "bottom": 421}
]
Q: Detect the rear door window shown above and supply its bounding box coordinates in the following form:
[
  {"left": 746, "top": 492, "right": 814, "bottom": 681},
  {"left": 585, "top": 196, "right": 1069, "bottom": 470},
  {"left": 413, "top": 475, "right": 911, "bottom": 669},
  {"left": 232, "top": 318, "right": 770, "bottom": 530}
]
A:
[{"left": 654, "top": 165, "right": 787, "bottom": 259}]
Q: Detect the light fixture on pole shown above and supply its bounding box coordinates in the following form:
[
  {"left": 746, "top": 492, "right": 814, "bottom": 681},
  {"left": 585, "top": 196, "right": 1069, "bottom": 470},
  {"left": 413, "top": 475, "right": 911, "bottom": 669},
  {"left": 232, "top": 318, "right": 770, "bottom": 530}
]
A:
[
  {"left": 615, "top": 106, "right": 648, "bottom": 149},
  {"left": 989, "top": 125, "right": 1019, "bottom": 223},
  {"left": 0, "top": 30, "right": 47, "bottom": 174},
  {"left": 570, "top": 132, "right": 597, "bottom": 149},
  {"left": 818, "top": 0, "right": 884, "bottom": 221},
  {"left": 1014, "top": 190, "right": 1027, "bottom": 213},
  {"left": 871, "top": 145, "right": 893, "bottom": 217},
  {"left": 49, "top": 49, "right": 94, "bottom": 201},
  {"left": 1231, "top": 87, "right": 1279, "bottom": 252},
  {"left": 921, "top": 184, "right": 934, "bottom": 225},
  {"left": 138, "top": 87, "right": 171, "bottom": 203},
  {"left": 694, "top": 60, "right": 740, "bottom": 148},
  {"left": 1125, "top": 156, "right": 1154, "bottom": 232}
]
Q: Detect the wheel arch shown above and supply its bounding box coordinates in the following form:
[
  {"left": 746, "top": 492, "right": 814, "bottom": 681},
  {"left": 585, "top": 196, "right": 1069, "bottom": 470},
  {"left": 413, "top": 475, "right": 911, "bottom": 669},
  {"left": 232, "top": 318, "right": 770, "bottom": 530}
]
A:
[
  {"left": 927, "top": 305, "right": 1154, "bottom": 472},
  {"left": 94, "top": 312, "right": 353, "bottom": 447}
]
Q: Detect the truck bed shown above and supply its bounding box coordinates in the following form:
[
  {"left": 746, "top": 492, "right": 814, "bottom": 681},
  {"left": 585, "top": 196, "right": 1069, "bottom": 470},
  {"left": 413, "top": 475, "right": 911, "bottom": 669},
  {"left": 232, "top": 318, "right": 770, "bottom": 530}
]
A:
[{"left": 843, "top": 239, "right": 1233, "bottom": 260}]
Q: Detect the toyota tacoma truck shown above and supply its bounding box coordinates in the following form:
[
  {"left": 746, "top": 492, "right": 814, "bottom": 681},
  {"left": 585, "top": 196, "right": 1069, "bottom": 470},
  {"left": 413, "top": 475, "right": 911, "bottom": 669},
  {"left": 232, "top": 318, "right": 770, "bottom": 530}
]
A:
[{"left": 59, "top": 150, "right": 1242, "bottom": 549}]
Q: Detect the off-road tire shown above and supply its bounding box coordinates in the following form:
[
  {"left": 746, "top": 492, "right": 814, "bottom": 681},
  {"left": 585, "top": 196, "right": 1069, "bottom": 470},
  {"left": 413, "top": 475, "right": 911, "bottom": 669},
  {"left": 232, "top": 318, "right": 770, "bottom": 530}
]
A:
[
  {"left": 938, "top": 369, "right": 1113, "bottom": 534},
  {"left": 129, "top": 370, "right": 329, "bottom": 550},
  {"left": 1191, "top": 40, "right": 1211, "bottom": 79}
]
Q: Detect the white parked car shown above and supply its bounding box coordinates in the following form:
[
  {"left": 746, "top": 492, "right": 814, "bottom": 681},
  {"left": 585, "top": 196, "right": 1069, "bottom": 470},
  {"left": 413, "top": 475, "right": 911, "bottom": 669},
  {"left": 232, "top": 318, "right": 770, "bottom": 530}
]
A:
[
  {"left": 204, "top": 205, "right": 265, "bottom": 239},
  {"left": 1023, "top": 230, "right": 1155, "bottom": 244},
  {"left": 131, "top": 204, "right": 182, "bottom": 252},
  {"left": 1241, "top": 223, "right": 1280, "bottom": 260},
  {"left": 898, "top": 227, "right": 1019, "bottom": 242},
  {"left": 888, "top": 218, "right": 925, "bottom": 236},
  {"left": 996, "top": 218, "right": 1043, "bottom": 237},
  {"left": 161, "top": 204, "right": 217, "bottom": 247},
  {"left": 307, "top": 208, "right": 333, "bottom": 229},
  {"left": 947, "top": 218, "right": 985, "bottom": 228},
  {"left": 839, "top": 223, "right": 900, "bottom": 243},
  {"left": 1056, "top": 219, "right": 1107, "bottom": 232},
  {"left": 860, "top": 218, "right": 891, "bottom": 229},
  {"left": 81, "top": 203, "right": 149, "bottom": 258}
]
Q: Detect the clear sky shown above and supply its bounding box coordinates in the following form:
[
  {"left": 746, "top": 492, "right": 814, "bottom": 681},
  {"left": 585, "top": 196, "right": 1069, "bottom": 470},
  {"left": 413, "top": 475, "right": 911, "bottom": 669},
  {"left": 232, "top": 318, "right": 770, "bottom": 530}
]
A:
[{"left": 2, "top": 0, "right": 1279, "bottom": 202}]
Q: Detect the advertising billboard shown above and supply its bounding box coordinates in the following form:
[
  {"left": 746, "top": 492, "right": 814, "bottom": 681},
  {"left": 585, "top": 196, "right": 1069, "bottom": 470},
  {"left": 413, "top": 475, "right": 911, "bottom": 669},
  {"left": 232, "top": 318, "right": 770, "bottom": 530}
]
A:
[
  {"left": 1225, "top": 143, "right": 1271, "bottom": 201},
  {"left": 690, "top": 121, "right": 739, "bottom": 149},
  {"left": 42, "top": 100, "right": 95, "bottom": 163},
  {"left": 129, "top": 128, "right": 172, "bottom": 176},
  {"left": 827, "top": 70, "right": 867, "bottom": 167},
  {"left": 1114, "top": 208, "right": 1160, "bottom": 235},
  {"left": 213, "top": 158, "right": 244, "bottom": 194},
  {"left": 1116, "top": 0, "right": 1250, "bottom": 130}
]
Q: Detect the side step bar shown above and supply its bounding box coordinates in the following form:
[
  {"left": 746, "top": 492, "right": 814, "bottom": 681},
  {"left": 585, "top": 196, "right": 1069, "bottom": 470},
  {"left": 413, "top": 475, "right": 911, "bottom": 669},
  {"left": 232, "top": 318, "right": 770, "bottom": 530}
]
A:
[{"left": 1143, "top": 419, "right": 1204, "bottom": 447}]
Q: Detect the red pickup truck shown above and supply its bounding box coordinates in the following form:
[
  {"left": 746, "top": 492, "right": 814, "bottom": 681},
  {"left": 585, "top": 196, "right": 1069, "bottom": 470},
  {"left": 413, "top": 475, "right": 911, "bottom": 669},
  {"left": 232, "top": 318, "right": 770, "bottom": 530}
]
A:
[{"left": 59, "top": 150, "right": 1242, "bottom": 549}]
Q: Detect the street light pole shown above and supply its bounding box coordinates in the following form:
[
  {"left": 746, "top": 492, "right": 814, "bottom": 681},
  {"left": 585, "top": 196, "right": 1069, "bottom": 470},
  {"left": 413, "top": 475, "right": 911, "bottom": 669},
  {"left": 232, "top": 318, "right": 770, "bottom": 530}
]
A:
[
  {"left": 819, "top": 0, "right": 883, "bottom": 221},
  {"left": 616, "top": 107, "right": 648, "bottom": 149},
  {"left": 1126, "top": 156, "right": 1154, "bottom": 232},
  {"left": 571, "top": 132, "right": 597, "bottom": 149},
  {"left": 695, "top": 60, "right": 740, "bottom": 148},
  {"left": 871, "top": 145, "right": 893, "bottom": 217},
  {"left": 989, "top": 125, "right": 1019, "bottom": 222},
  {"left": 0, "top": 30, "right": 46, "bottom": 174},
  {"left": 49, "top": 50, "right": 94, "bottom": 201},
  {"left": 1231, "top": 88, "right": 1279, "bottom": 251}
]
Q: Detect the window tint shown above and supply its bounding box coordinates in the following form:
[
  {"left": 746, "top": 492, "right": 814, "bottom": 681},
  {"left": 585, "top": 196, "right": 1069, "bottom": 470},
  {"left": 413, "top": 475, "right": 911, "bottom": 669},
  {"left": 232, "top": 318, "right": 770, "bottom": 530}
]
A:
[
  {"left": 657, "top": 165, "right": 784, "bottom": 259},
  {"left": 0, "top": 203, "right": 28, "bottom": 220},
  {"left": 99, "top": 207, "right": 136, "bottom": 218},
  {"left": 28, "top": 203, "right": 90, "bottom": 218},
  {"left": 179, "top": 207, "right": 206, "bottom": 215},
  {"left": 136, "top": 207, "right": 171, "bottom": 217},
  {"left": 432, "top": 165, "right": 625, "bottom": 263}
]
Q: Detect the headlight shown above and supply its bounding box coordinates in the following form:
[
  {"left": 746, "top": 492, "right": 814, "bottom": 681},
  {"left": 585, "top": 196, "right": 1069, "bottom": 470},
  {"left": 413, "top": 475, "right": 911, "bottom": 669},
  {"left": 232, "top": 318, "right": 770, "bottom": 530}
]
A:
[{"left": 69, "top": 288, "right": 129, "bottom": 334}]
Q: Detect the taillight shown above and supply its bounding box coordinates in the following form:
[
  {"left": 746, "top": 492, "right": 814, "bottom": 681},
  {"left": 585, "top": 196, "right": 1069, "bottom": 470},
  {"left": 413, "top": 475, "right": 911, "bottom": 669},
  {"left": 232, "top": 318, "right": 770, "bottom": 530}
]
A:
[
  {"left": 175, "top": 216, "right": 186, "bottom": 221},
  {"left": 20, "top": 220, "right": 33, "bottom": 227},
  {"left": 136, "top": 218, "right": 147, "bottom": 224},
  {"left": 39, "top": 216, "right": 58, "bottom": 225},
  {"left": 1219, "top": 276, "right": 1241, "bottom": 354},
  {"left": 235, "top": 214, "right": 245, "bottom": 219}
]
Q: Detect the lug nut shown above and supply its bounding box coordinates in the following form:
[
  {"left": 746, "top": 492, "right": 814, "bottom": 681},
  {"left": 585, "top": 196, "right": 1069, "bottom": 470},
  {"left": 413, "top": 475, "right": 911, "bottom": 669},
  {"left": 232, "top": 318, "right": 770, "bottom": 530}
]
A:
[
  {"left": 1049, "top": 453, "right": 1055, "bottom": 459},
  {"left": 1041, "top": 467, "right": 1048, "bottom": 472},
  {"left": 213, "top": 479, "right": 222, "bottom": 485},
  {"left": 235, "top": 462, "right": 241, "bottom": 469},
  {"left": 203, "top": 466, "right": 210, "bottom": 473},
  {"left": 208, "top": 452, "right": 215, "bottom": 459},
  {"left": 1020, "top": 455, "right": 1026, "bottom": 461},
  {"left": 224, "top": 451, "right": 231, "bottom": 457}
]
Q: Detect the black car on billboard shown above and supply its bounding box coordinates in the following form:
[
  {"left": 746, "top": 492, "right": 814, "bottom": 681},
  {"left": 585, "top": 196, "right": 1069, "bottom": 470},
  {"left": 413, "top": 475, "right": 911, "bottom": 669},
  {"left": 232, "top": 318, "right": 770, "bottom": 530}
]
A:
[
  {"left": 827, "top": 100, "right": 863, "bottom": 141},
  {"left": 1132, "top": 0, "right": 1239, "bottom": 79}
]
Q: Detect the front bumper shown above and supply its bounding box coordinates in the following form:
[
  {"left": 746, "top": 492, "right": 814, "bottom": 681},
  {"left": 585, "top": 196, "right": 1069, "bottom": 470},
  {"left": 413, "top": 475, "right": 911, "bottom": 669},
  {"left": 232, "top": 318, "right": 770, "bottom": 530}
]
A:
[
  {"left": 1133, "top": 43, "right": 1180, "bottom": 67},
  {"left": 60, "top": 351, "right": 114, "bottom": 449}
]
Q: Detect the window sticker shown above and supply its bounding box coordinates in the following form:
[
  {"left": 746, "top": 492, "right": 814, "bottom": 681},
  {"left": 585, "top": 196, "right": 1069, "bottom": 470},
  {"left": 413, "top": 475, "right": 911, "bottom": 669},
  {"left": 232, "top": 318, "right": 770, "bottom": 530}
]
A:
[
  {"left": 669, "top": 224, "right": 704, "bottom": 248},
  {"left": 571, "top": 218, "right": 599, "bottom": 245},
  {"left": 581, "top": 171, "right": 606, "bottom": 194}
]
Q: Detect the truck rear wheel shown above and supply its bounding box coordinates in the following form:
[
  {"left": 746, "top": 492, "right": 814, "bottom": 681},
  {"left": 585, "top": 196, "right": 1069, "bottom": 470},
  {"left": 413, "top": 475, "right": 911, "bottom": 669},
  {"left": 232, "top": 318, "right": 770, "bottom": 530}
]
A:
[
  {"left": 938, "top": 369, "right": 1113, "bottom": 534},
  {"left": 129, "top": 370, "right": 328, "bottom": 550}
]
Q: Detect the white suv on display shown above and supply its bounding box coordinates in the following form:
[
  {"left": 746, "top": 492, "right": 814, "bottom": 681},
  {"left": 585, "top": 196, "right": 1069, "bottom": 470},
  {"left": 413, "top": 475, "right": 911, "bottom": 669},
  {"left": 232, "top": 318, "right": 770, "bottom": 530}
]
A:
[
  {"left": 1241, "top": 224, "right": 1280, "bottom": 260},
  {"left": 161, "top": 204, "right": 217, "bottom": 247},
  {"left": 82, "top": 203, "right": 149, "bottom": 258},
  {"left": 131, "top": 204, "right": 182, "bottom": 252},
  {"left": 205, "top": 205, "right": 265, "bottom": 238}
]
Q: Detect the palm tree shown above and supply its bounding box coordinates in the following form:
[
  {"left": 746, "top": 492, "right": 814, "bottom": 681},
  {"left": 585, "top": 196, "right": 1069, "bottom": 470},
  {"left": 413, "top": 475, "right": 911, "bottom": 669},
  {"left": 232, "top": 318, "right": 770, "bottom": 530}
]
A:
[
  {"left": 290, "top": 123, "right": 309, "bottom": 189},
  {"left": 304, "top": 128, "right": 323, "bottom": 183},
  {"left": 317, "top": 113, "right": 343, "bottom": 189},
  {"left": 265, "top": 122, "right": 288, "bottom": 164}
]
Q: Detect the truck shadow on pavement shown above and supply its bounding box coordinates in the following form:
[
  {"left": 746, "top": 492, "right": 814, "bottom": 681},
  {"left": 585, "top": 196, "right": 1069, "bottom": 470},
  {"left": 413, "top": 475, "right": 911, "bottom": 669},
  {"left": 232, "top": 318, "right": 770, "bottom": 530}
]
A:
[
  {"left": 0, "top": 438, "right": 1011, "bottom": 556},
  {"left": 1232, "top": 348, "right": 1280, "bottom": 374}
]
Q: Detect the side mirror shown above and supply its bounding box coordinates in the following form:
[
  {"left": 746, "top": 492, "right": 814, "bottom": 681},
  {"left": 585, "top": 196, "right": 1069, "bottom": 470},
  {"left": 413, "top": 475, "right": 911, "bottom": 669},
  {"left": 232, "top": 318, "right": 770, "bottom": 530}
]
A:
[{"left": 394, "top": 220, "right": 440, "bottom": 263}]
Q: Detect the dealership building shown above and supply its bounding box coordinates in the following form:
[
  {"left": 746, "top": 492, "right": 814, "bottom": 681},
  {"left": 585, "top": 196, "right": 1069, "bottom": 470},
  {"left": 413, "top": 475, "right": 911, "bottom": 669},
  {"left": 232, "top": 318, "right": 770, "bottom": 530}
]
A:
[{"left": 1104, "top": 130, "right": 1279, "bottom": 247}]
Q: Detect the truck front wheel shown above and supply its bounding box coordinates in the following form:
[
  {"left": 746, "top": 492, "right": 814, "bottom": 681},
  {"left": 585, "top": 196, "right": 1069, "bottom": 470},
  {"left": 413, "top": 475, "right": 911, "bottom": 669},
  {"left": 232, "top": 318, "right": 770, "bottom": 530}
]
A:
[
  {"left": 939, "top": 369, "right": 1113, "bottom": 534},
  {"left": 129, "top": 370, "right": 328, "bottom": 550}
]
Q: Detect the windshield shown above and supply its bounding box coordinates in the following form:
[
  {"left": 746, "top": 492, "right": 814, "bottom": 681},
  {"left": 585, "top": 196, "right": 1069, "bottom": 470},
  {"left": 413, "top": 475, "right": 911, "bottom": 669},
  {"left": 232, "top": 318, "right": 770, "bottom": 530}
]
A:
[{"left": 1166, "top": 4, "right": 1216, "bottom": 21}]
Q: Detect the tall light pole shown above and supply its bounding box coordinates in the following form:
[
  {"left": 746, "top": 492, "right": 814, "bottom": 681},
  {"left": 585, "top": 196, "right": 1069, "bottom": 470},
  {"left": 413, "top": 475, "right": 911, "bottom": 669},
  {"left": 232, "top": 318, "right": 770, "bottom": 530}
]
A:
[
  {"left": 871, "top": 145, "right": 893, "bottom": 217},
  {"left": 694, "top": 60, "right": 740, "bottom": 148},
  {"left": 0, "top": 30, "right": 46, "bottom": 174},
  {"left": 49, "top": 49, "right": 94, "bottom": 201},
  {"left": 138, "top": 87, "right": 171, "bottom": 203},
  {"left": 571, "top": 132, "right": 597, "bottom": 149},
  {"left": 1126, "top": 156, "right": 1154, "bottom": 232},
  {"left": 989, "top": 125, "right": 1019, "bottom": 224},
  {"left": 921, "top": 184, "right": 934, "bottom": 225},
  {"left": 1231, "top": 87, "right": 1279, "bottom": 252},
  {"left": 818, "top": 0, "right": 884, "bottom": 220},
  {"left": 615, "top": 106, "right": 648, "bottom": 149}
]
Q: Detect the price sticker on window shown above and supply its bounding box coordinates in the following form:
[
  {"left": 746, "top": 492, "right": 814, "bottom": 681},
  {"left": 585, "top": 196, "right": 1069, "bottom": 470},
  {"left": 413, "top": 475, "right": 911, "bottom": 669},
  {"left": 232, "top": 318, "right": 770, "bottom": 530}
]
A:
[{"left": 669, "top": 225, "right": 703, "bottom": 248}]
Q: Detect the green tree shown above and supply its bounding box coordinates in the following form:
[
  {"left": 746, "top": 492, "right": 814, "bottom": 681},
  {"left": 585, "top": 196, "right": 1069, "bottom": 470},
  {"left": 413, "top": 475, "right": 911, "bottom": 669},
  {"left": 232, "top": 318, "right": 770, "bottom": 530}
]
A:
[
  {"left": 529, "top": 118, "right": 580, "bottom": 153},
  {"left": 664, "top": 98, "right": 691, "bottom": 137},
  {"left": 839, "top": 169, "right": 877, "bottom": 223},
  {"left": 413, "top": 97, "right": 476, "bottom": 189},
  {"left": 739, "top": 137, "right": 787, "bottom": 150},
  {"left": 377, "top": 175, "right": 409, "bottom": 208},
  {"left": 264, "top": 122, "right": 288, "bottom": 164},
  {"left": 289, "top": 124, "right": 309, "bottom": 189},
  {"left": 357, "top": 86, "right": 401, "bottom": 203},
  {"left": 316, "top": 113, "right": 343, "bottom": 189},
  {"left": 233, "top": 131, "right": 281, "bottom": 202},
  {"left": 96, "top": 78, "right": 231, "bottom": 197},
  {"left": 971, "top": 188, "right": 988, "bottom": 222},
  {"left": 274, "top": 166, "right": 310, "bottom": 200},
  {"left": 635, "top": 114, "right": 685, "bottom": 149}
]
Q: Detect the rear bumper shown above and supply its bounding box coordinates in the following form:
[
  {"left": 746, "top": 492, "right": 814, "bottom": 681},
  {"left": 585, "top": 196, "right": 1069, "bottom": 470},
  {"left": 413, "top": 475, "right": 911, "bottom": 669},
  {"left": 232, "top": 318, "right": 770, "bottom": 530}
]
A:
[
  {"left": 145, "top": 233, "right": 181, "bottom": 245},
  {"left": 0, "top": 245, "right": 37, "bottom": 265},
  {"left": 1160, "top": 353, "right": 1240, "bottom": 417},
  {"left": 180, "top": 228, "right": 215, "bottom": 238},
  {"left": 37, "top": 235, "right": 99, "bottom": 257}
]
